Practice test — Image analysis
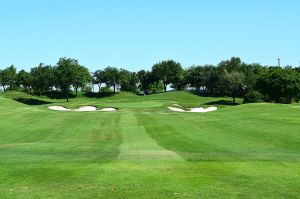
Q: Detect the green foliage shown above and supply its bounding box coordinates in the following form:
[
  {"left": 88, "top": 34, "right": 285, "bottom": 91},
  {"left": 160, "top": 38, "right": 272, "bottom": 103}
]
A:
[
  {"left": 72, "top": 65, "right": 92, "bottom": 96},
  {"left": 119, "top": 69, "right": 138, "bottom": 92},
  {"left": 0, "top": 65, "right": 17, "bottom": 90},
  {"left": 100, "top": 86, "right": 113, "bottom": 93},
  {"left": 93, "top": 69, "right": 105, "bottom": 93},
  {"left": 218, "top": 57, "right": 243, "bottom": 72},
  {"left": 222, "top": 70, "right": 245, "bottom": 104},
  {"left": 152, "top": 60, "right": 184, "bottom": 92},
  {"left": 1, "top": 56, "right": 300, "bottom": 105},
  {"left": 30, "top": 63, "right": 54, "bottom": 96},
  {"left": 0, "top": 69, "right": 3, "bottom": 90},
  {"left": 186, "top": 65, "right": 213, "bottom": 92},
  {"left": 55, "top": 57, "right": 81, "bottom": 101},
  {"left": 81, "top": 84, "right": 93, "bottom": 93},
  {"left": 148, "top": 81, "right": 164, "bottom": 93},
  {"left": 257, "top": 67, "right": 300, "bottom": 103},
  {"left": 102, "top": 66, "right": 120, "bottom": 93},
  {"left": 16, "top": 69, "right": 32, "bottom": 92},
  {"left": 243, "top": 90, "right": 264, "bottom": 103},
  {"left": 137, "top": 70, "right": 154, "bottom": 94}
]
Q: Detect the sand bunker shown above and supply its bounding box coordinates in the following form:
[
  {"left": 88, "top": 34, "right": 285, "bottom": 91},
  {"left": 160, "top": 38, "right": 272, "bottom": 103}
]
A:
[
  {"left": 48, "top": 106, "right": 70, "bottom": 111},
  {"left": 48, "top": 106, "right": 117, "bottom": 112},
  {"left": 168, "top": 106, "right": 217, "bottom": 113},
  {"left": 99, "top": 108, "right": 118, "bottom": 112},
  {"left": 168, "top": 107, "right": 186, "bottom": 112},
  {"left": 75, "top": 106, "right": 97, "bottom": 112}
]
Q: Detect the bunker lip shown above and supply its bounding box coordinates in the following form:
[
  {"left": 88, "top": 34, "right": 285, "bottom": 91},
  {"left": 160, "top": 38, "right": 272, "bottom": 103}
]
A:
[
  {"left": 168, "top": 106, "right": 217, "bottom": 113},
  {"left": 48, "top": 106, "right": 117, "bottom": 112},
  {"left": 48, "top": 106, "right": 70, "bottom": 111}
]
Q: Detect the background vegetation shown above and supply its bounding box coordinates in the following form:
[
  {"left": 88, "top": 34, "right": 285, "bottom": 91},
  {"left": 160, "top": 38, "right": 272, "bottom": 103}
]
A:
[{"left": 1, "top": 57, "right": 300, "bottom": 104}]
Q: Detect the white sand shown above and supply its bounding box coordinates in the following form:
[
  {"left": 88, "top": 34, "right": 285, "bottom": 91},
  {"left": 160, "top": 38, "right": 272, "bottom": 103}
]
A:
[
  {"left": 99, "top": 108, "right": 117, "bottom": 112},
  {"left": 48, "top": 106, "right": 70, "bottom": 111},
  {"left": 168, "top": 107, "right": 186, "bottom": 112},
  {"left": 168, "top": 106, "right": 217, "bottom": 113},
  {"left": 48, "top": 106, "right": 117, "bottom": 112},
  {"left": 76, "top": 106, "right": 97, "bottom": 112}
]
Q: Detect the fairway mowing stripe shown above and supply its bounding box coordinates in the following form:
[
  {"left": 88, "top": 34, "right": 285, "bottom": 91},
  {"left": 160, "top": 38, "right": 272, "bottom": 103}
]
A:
[{"left": 117, "top": 112, "right": 183, "bottom": 161}]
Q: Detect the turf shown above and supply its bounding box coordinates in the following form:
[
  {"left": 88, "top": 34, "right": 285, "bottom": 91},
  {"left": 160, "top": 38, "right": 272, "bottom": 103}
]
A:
[{"left": 0, "top": 91, "right": 299, "bottom": 198}]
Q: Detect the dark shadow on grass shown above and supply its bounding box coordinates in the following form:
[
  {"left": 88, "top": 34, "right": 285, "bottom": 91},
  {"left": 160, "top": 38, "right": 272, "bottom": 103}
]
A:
[
  {"left": 83, "top": 92, "right": 115, "bottom": 98},
  {"left": 14, "top": 98, "right": 53, "bottom": 105},
  {"left": 43, "top": 91, "right": 76, "bottom": 99},
  {"left": 188, "top": 91, "right": 240, "bottom": 105},
  {"left": 189, "top": 90, "right": 226, "bottom": 98},
  {"left": 205, "top": 100, "right": 239, "bottom": 106}
]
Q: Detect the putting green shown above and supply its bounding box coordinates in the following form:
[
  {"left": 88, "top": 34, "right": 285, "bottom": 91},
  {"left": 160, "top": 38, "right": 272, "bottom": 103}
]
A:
[{"left": 0, "top": 91, "right": 299, "bottom": 198}]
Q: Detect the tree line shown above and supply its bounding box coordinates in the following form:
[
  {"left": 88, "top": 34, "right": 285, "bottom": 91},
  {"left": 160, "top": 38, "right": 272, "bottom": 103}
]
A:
[{"left": 1, "top": 57, "right": 300, "bottom": 104}]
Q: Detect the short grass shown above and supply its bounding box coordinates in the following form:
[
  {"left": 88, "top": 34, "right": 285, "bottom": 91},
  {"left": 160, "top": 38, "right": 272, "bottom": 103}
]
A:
[{"left": 0, "top": 91, "right": 299, "bottom": 198}]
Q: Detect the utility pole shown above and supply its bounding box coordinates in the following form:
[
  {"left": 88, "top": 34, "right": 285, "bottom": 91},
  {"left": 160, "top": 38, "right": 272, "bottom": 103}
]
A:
[{"left": 278, "top": 58, "right": 281, "bottom": 67}]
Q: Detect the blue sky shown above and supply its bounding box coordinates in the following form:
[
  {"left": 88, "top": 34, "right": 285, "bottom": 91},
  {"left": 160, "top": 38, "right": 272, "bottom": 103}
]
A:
[{"left": 0, "top": 0, "right": 299, "bottom": 72}]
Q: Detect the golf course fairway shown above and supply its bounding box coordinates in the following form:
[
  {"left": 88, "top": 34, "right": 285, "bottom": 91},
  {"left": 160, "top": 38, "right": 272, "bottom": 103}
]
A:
[{"left": 0, "top": 91, "right": 299, "bottom": 198}]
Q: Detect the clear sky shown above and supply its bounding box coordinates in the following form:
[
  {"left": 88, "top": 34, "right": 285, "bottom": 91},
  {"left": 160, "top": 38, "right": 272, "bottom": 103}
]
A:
[{"left": 0, "top": 0, "right": 299, "bottom": 72}]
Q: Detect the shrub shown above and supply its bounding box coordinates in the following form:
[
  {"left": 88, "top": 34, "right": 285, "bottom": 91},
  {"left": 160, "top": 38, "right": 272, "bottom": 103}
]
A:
[
  {"left": 101, "top": 86, "right": 113, "bottom": 93},
  {"left": 243, "top": 90, "right": 264, "bottom": 104},
  {"left": 82, "top": 85, "right": 92, "bottom": 93}
]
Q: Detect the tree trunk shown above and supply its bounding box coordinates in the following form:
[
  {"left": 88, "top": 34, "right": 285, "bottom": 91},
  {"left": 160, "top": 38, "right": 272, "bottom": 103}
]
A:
[
  {"left": 75, "top": 88, "right": 78, "bottom": 97},
  {"left": 98, "top": 84, "right": 101, "bottom": 93},
  {"left": 164, "top": 84, "right": 167, "bottom": 92},
  {"left": 66, "top": 90, "right": 69, "bottom": 102},
  {"left": 113, "top": 84, "right": 116, "bottom": 93},
  {"left": 233, "top": 96, "right": 236, "bottom": 104}
]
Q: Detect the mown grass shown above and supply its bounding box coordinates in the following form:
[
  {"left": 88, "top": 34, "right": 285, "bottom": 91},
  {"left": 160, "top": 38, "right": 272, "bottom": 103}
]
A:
[{"left": 0, "top": 91, "right": 299, "bottom": 198}]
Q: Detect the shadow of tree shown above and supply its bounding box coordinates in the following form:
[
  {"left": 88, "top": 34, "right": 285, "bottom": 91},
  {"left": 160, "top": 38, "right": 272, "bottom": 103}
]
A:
[
  {"left": 83, "top": 92, "right": 115, "bottom": 98},
  {"left": 14, "top": 98, "right": 53, "bottom": 105},
  {"left": 43, "top": 91, "right": 76, "bottom": 99},
  {"left": 205, "top": 100, "right": 239, "bottom": 106}
]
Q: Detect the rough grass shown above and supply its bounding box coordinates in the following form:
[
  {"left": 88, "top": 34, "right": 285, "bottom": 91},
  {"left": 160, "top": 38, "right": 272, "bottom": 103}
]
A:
[{"left": 0, "top": 91, "right": 299, "bottom": 198}]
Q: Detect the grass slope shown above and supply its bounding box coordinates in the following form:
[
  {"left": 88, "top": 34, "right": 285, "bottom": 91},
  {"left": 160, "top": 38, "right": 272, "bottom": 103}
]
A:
[{"left": 0, "top": 91, "right": 299, "bottom": 198}]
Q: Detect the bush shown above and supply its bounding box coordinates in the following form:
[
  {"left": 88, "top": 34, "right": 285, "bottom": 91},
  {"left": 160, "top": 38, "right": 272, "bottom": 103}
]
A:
[
  {"left": 243, "top": 91, "right": 264, "bottom": 104},
  {"left": 101, "top": 86, "right": 113, "bottom": 93},
  {"left": 82, "top": 85, "right": 92, "bottom": 93}
]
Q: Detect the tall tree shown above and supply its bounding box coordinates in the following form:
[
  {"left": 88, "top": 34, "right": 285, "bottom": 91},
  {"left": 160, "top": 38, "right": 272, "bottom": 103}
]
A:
[
  {"left": 205, "top": 66, "right": 224, "bottom": 95},
  {"left": 0, "top": 69, "right": 3, "bottom": 91},
  {"left": 257, "top": 67, "right": 300, "bottom": 103},
  {"left": 119, "top": 69, "right": 138, "bottom": 92},
  {"left": 222, "top": 70, "right": 245, "bottom": 104},
  {"left": 31, "top": 63, "right": 54, "bottom": 96},
  {"left": 17, "top": 69, "right": 32, "bottom": 92},
  {"left": 102, "top": 66, "right": 120, "bottom": 93},
  {"left": 72, "top": 65, "right": 92, "bottom": 96},
  {"left": 218, "top": 57, "right": 243, "bottom": 72},
  {"left": 137, "top": 70, "right": 153, "bottom": 94},
  {"left": 240, "top": 63, "right": 264, "bottom": 91},
  {"left": 1, "top": 65, "right": 17, "bottom": 90},
  {"left": 186, "top": 65, "right": 213, "bottom": 92},
  {"left": 152, "top": 60, "right": 183, "bottom": 92},
  {"left": 93, "top": 70, "right": 105, "bottom": 93},
  {"left": 55, "top": 57, "right": 80, "bottom": 102}
]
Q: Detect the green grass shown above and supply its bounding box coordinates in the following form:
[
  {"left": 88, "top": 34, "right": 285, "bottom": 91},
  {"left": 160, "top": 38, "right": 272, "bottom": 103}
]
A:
[{"left": 0, "top": 91, "right": 299, "bottom": 198}]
